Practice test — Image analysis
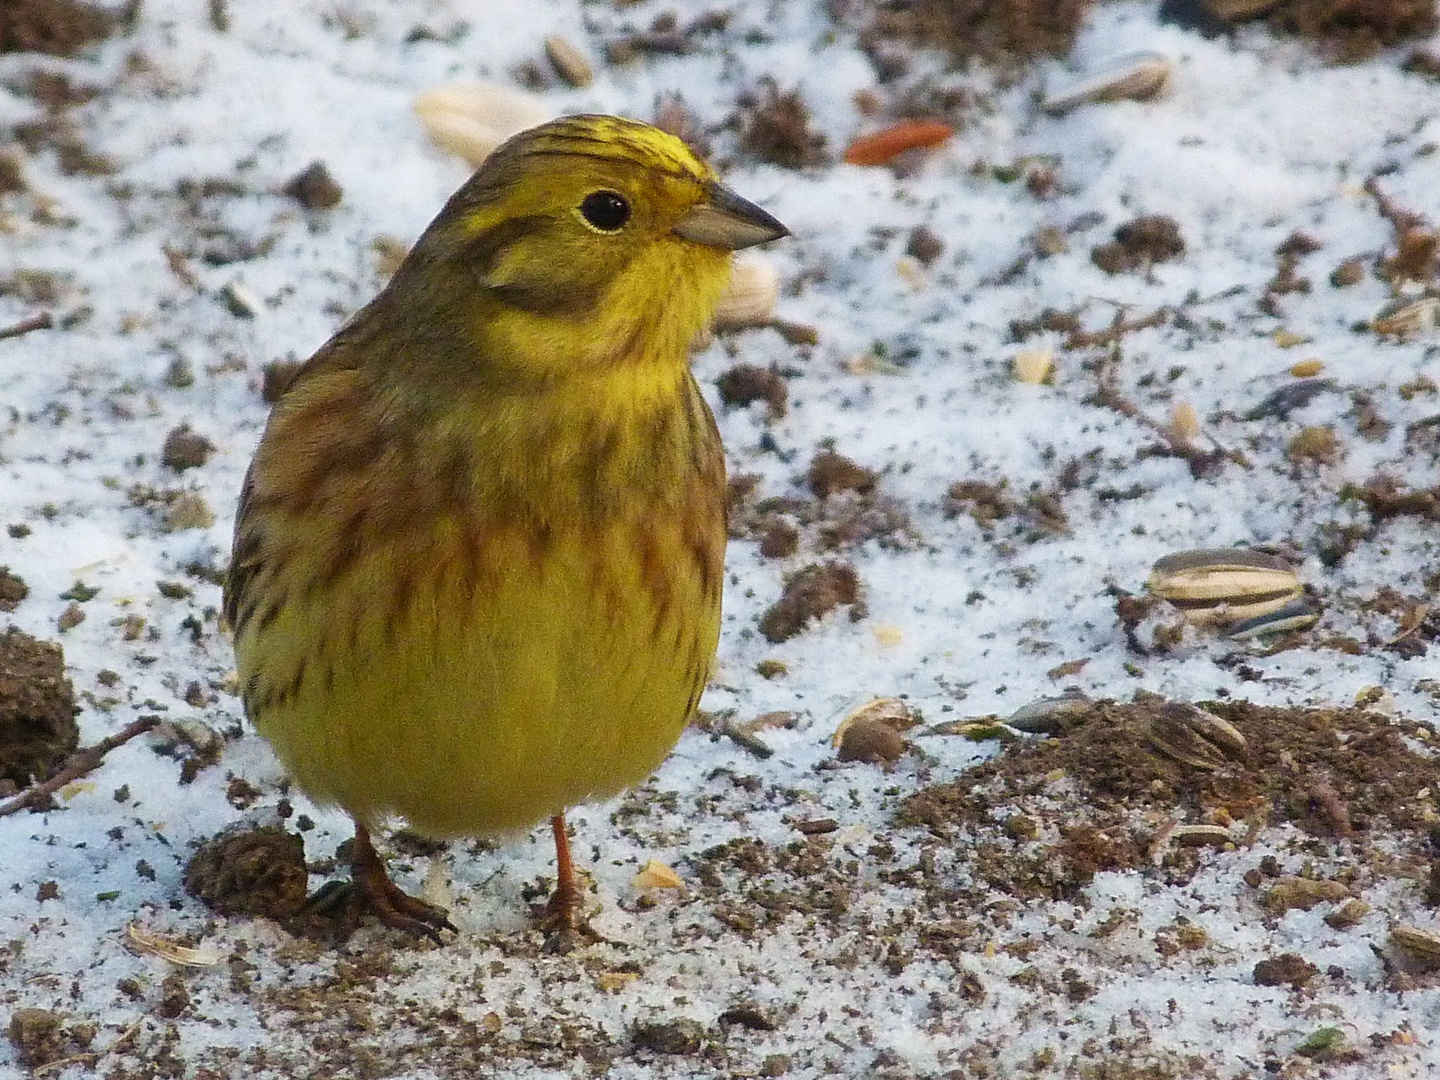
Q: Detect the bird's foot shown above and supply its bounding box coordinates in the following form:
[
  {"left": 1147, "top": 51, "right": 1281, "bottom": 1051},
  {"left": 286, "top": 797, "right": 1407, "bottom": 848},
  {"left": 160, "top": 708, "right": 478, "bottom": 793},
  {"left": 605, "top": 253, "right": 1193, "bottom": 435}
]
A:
[
  {"left": 295, "top": 826, "right": 456, "bottom": 944},
  {"left": 533, "top": 882, "right": 601, "bottom": 954}
]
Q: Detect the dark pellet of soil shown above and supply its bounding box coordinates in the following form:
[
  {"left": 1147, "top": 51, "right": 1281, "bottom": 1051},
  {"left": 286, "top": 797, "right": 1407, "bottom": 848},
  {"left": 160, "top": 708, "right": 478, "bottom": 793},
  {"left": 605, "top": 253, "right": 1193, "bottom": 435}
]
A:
[
  {"left": 185, "top": 824, "right": 309, "bottom": 920},
  {"left": 283, "top": 161, "right": 343, "bottom": 209},
  {"left": 758, "top": 562, "right": 864, "bottom": 643},
  {"left": 0, "top": 628, "right": 78, "bottom": 789}
]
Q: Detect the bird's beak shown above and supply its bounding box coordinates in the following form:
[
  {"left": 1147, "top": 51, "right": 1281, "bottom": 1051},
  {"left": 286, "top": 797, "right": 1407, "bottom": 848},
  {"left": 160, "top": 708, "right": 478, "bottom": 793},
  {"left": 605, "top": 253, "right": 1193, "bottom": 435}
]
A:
[{"left": 673, "top": 182, "right": 789, "bottom": 250}]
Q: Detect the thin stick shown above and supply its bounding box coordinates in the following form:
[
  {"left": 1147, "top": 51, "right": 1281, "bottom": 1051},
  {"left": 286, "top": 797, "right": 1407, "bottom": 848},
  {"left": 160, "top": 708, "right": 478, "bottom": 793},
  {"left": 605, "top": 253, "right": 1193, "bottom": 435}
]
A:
[
  {"left": 0, "top": 716, "right": 160, "bottom": 817},
  {"left": 0, "top": 311, "right": 52, "bottom": 342},
  {"left": 1087, "top": 340, "right": 1247, "bottom": 478}
]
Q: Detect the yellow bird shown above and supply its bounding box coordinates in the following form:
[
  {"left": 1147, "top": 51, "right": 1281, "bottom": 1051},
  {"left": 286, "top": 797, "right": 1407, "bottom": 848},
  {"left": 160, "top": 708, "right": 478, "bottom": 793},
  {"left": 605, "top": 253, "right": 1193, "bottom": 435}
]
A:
[{"left": 224, "top": 115, "right": 788, "bottom": 939}]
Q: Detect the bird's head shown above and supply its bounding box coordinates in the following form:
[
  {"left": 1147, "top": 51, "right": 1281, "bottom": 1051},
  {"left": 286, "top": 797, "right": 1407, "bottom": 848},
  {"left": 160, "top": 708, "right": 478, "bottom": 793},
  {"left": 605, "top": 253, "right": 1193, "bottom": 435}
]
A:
[{"left": 394, "top": 114, "right": 788, "bottom": 380}]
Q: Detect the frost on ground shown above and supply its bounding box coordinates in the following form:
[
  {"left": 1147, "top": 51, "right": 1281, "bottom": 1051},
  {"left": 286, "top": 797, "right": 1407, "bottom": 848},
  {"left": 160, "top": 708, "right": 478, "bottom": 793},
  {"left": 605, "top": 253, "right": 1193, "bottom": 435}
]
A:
[{"left": 2, "top": 0, "right": 1440, "bottom": 1077}]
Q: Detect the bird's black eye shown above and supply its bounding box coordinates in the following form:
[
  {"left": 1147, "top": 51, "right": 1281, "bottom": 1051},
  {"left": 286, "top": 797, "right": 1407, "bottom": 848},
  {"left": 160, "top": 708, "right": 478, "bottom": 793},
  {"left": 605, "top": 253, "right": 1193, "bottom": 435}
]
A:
[{"left": 579, "top": 190, "right": 631, "bottom": 232}]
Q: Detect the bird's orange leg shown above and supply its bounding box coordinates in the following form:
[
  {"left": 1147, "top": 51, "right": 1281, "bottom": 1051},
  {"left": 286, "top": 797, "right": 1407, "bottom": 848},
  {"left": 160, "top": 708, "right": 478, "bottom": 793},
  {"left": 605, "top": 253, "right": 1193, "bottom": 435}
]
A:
[
  {"left": 545, "top": 812, "right": 582, "bottom": 926},
  {"left": 348, "top": 823, "right": 457, "bottom": 942}
]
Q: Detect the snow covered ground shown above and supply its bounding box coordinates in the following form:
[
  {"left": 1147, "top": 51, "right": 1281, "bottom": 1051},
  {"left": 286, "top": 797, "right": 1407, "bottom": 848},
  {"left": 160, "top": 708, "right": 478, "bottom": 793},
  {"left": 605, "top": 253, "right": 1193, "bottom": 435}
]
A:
[{"left": 2, "top": 1, "right": 1440, "bottom": 1076}]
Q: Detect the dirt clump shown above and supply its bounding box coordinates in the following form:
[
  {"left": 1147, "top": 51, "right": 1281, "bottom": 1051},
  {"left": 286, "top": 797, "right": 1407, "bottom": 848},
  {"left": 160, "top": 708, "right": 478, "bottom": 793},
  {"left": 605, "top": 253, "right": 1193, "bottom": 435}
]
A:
[
  {"left": 716, "top": 363, "right": 787, "bottom": 418},
  {"left": 0, "top": 566, "right": 28, "bottom": 611},
  {"left": 738, "top": 81, "right": 828, "bottom": 169},
  {"left": 162, "top": 425, "right": 215, "bottom": 471},
  {"left": 185, "top": 824, "right": 309, "bottom": 920},
  {"left": 6, "top": 1007, "right": 96, "bottom": 1069},
  {"left": 0, "top": 628, "right": 78, "bottom": 792},
  {"left": 866, "top": 0, "right": 1091, "bottom": 68},
  {"left": 1091, "top": 215, "right": 1186, "bottom": 275},
  {"left": 0, "top": 0, "right": 119, "bottom": 57},
  {"left": 1271, "top": 0, "right": 1437, "bottom": 62},
  {"left": 807, "top": 450, "right": 877, "bottom": 498},
  {"left": 758, "top": 562, "right": 864, "bottom": 643},
  {"left": 899, "top": 697, "right": 1440, "bottom": 899}
]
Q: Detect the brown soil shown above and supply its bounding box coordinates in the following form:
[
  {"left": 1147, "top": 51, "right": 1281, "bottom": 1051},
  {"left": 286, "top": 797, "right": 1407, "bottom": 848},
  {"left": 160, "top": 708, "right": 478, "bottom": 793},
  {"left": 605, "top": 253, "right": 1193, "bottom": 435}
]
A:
[
  {"left": 1270, "top": 0, "right": 1438, "bottom": 62},
  {"left": 1091, "top": 215, "right": 1186, "bottom": 275},
  {"left": 898, "top": 698, "right": 1440, "bottom": 899},
  {"left": 0, "top": 627, "right": 78, "bottom": 791},
  {"left": 0, "top": 566, "right": 28, "bottom": 612},
  {"left": 0, "top": 0, "right": 118, "bottom": 57},
  {"left": 758, "top": 562, "right": 865, "bottom": 643},
  {"left": 866, "top": 0, "right": 1092, "bottom": 68},
  {"left": 715, "top": 363, "right": 787, "bottom": 418},
  {"left": 184, "top": 824, "right": 310, "bottom": 920},
  {"left": 737, "top": 81, "right": 828, "bottom": 169}
]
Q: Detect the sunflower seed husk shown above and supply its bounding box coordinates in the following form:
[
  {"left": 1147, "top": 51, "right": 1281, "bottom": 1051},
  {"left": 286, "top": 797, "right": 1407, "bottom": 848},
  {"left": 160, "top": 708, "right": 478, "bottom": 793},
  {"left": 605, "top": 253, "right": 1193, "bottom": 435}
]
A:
[
  {"left": 1172, "top": 824, "right": 1235, "bottom": 847},
  {"left": 1391, "top": 925, "right": 1440, "bottom": 963},
  {"left": 1227, "top": 596, "right": 1321, "bottom": 639},
  {"left": 1042, "top": 52, "right": 1171, "bottom": 116},
  {"left": 124, "top": 923, "right": 222, "bottom": 967},
  {"left": 1146, "top": 702, "right": 1245, "bottom": 770},
  {"left": 1006, "top": 690, "right": 1093, "bottom": 735},
  {"left": 1372, "top": 297, "right": 1440, "bottom": 338},
  {"left": 544, "top": 35, "right": 594, "bottom": 88},
  {"left": 714, "top": 253, "right": 780, "bottom": 330},
  {"left": 1261, "top": 877, "right": 1349, "bottom": 915},
  {"left": 413, "top": 81, "right": 554, "bottom": 167},
  {"left": 1147, "top": 548, "right": 1302, "bottom": 627},
  {"left": 1206, "top": 0, "right": 1284, "bottom": 18}
]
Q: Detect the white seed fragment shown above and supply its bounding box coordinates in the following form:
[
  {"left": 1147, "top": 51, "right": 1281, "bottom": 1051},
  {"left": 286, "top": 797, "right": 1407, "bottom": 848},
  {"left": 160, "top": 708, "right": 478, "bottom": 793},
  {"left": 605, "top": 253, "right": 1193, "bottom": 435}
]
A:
[
  {"left": 220, "top": 281, "right": 258, "bottom": 319},
  {"left": 634, "top": 859, "right": 683, "bottom": 891},
  {"left": 1042, "top": 52, "right": 1171, "bottom": 116},
  {"left": 544, "top": 35, "right": 593, "bottom": 88},
  {"left": 1012, "top": 348, "right": 1054, "bottom": 385},
  {"left": 1168, "top": 400, "right": 1201, "bottom": 444},
  {"left": 713, "top": 253, "right": 780, "bottom": 330},
  {"left": 414, "top": 81, "right": 554, "bottom": 167}
]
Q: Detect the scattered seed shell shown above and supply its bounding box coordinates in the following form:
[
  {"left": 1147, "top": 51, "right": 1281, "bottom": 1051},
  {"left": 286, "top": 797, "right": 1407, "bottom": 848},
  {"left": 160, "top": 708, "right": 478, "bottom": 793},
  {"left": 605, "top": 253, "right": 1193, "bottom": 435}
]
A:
[
  {"left": 1146, "top": 702, "right": 1245, "bottom": 771},
  {"left": 633, "top": 859, "right": 683, "bottom": 891},
  {"left": 1372, "top": 297, "right": 1440, "bottom": 338},
  {"left": 414, "top": 81, "right": 554, "bottom": 167},
  {"left": 543, "top": 35, "right": 593, "bottom": 88},
  {"left": 1391, "top": 925, "right": 1440, "bottom": 964},
  {"left": 831, "top": 697, "right": 918, "bottom": 747},
  {"left": 1012, "top": 348, "right": 1054, "bottom": 385},
  {"left": 1261, "top": 877, "right": 1349, "bottom": 915},
  {"left": 1168, "top": 401, "right": 1201, "bottom": 443},
  {"left": 1041, "top": 52, "right": 1171, "bottom": 116},
  {"left": 1172, "top": 824, "right": 1235, "bottom": 847},
  {"left": 1006, "top": 694, "right": 1093, "bottom": 736},
  {"left": 1226, "top": 596, "right": 1321, "bottom": 640},
  {"left": 124, "top": 923, "right": 222, "bottom": 967},
  {"left": 1323, "top": 898, "right": 1369, "bottom": 929},
  {"left": 713, "top": 253, "right": 780, "bottom": 330},
  {"left": 1147, "top": 548, "right": 1302, "bottom": 627}
]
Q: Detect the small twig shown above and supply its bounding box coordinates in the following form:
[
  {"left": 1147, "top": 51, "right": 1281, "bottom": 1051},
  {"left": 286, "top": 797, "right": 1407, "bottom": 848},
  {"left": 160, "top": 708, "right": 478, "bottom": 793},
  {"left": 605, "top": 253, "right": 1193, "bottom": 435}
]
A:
[
  {"left": 1063, "top": 307, "right": 1167, "bottom": 350},
  {"left": 717, "top": 718, "right": 774, "bottom": 759},
  {"left": 1087, "top": 339, "right": 1247, "bottom": 478},
  {"left": 1363, "top": 174, "right": 1429, "bottom": 235},
  {"left": 0, "top": 311, "right": 52, "bottom": 342},
  {"left": 0, "top": 716, "right": 160, "bottom": 817},
  {"left": 33, "top": 1051, "right": 99, "bottom": 1076}
]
